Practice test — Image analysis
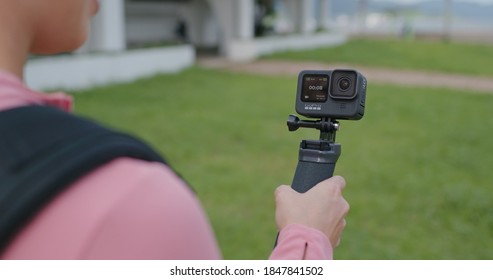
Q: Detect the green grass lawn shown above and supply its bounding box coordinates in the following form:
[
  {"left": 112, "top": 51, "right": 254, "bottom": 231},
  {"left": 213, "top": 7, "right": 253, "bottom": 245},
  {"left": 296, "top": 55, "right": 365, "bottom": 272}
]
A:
[
  {"left": 264, "top": 38, "right": 493, "bottom": 77},
  {"left": 72, "top": 67, "right": 493, "bottom": 259},
  {"left": 71, "top": 68, "right": 493, "bottom": 259}
]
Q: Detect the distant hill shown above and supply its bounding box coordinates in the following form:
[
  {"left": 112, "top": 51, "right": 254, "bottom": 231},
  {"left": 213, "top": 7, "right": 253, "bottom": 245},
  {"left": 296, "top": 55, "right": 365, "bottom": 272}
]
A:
[{"left": 331, "top": 0, "right": 493, "bottom": 23}]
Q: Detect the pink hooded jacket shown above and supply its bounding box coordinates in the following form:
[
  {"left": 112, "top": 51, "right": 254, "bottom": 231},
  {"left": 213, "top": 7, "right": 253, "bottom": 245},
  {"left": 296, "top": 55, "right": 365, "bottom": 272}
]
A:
[{"left": 0, "top": 71, "right": 333, "bottom": 260}]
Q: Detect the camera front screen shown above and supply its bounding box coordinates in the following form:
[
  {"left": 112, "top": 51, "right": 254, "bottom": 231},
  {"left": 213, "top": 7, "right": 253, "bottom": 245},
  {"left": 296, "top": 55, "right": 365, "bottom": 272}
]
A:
[{"left": 301, "top": 74, "right": 329, "bottom": 103}]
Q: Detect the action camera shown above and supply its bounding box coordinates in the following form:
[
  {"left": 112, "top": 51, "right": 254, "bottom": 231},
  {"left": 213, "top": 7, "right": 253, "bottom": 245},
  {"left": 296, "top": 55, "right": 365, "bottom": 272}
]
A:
[
  {"left": 295, "top": 70, "right": 367, "bottom": 119},
  {"left": 275, "top": 68, "right": 368, "bottom": 245}
]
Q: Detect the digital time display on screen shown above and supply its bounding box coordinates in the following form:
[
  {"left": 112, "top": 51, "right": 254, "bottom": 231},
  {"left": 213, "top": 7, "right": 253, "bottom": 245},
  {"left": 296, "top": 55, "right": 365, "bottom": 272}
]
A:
[{"left": 301, "top": 74, "right": 329, "bottom": 103}]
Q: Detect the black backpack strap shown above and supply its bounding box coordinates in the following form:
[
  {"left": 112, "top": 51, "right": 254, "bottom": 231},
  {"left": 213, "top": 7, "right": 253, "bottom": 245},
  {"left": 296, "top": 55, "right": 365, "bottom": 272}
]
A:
[{"left": 0, "top": 105, "right": 167, "bottom": 252}]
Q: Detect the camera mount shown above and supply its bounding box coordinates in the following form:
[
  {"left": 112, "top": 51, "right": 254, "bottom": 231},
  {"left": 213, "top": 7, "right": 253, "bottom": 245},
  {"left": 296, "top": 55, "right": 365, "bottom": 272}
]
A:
[{"left": 287, "top": 114, "right": 339, "bottom": 141}]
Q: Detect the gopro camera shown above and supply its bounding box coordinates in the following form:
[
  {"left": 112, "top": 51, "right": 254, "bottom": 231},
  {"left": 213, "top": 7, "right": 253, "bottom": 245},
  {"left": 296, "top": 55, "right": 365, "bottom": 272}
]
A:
[{"left": 295, "top": 70, "right": 367, "bottom": 119}]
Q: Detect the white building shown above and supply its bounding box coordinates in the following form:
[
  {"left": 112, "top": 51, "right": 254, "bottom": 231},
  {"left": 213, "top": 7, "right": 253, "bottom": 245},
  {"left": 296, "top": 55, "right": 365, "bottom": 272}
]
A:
[{"left": 26, "top": 0, "right": 346, "bottom": 90}]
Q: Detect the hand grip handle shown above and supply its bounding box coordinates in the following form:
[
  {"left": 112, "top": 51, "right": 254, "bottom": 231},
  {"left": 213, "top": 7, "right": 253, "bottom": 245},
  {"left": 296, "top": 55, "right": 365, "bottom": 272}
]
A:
[
  {"left": 291, "top": 160, "right": 336, "bottom": 193},
  {"left": 273, "top": 160, "right": 337, "bottom": 247},
  {"left": 274, "top": 142, "right": 340, "bottom": 247}
]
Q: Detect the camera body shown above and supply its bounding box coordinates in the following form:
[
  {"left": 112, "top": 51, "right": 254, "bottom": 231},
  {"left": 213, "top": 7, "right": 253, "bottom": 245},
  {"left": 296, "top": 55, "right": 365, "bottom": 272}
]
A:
[{"left": 295, "top": 69, "right": 367, "bottom": 119}]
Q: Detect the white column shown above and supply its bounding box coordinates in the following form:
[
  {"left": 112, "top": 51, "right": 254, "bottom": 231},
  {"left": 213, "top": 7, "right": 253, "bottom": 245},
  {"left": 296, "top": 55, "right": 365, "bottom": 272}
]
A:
[
  {"left": 88, "top": 0, "right": 126, "bottom": 52},
  {"left": 185, "top": 0, "right": 220, "bottom": 47},
  {"left": 300, "top": 0, "right": 315, "bottom": 33},
  {"left": 282, "top": 0, "right": 296, "bottom": 32},
  {"left": 235, "top": 0, "right": 255, "bottom": 40},
  {"left": 207, "top": 0, "right": 255, "bottom": 58},
  {"left": 207, "top": 0, "right": 235, "bottom": 54},
  {"left": 318, "top": 0, "right": 330, "bottom": 30},
  {"left": 284, "top": 0, "right": 315, "bottom": 34}
]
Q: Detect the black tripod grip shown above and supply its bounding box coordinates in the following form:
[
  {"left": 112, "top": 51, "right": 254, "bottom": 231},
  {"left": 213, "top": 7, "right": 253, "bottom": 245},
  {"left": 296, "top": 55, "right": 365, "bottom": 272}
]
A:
[
  {"left": 291, "top": 161, "right": 336, "bottom": 193},
  {"left": 290, "top": 140, "right": 341, "bottom": 193},
  {"left": 274, "top": 141, "right": 340, "bottom": 247}
]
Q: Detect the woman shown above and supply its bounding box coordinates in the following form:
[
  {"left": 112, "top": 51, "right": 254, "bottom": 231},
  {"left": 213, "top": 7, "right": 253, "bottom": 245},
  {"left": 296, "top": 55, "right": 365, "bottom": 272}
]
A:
[{"left": 0, "top": 0, "right": 349, "bottom": 259}]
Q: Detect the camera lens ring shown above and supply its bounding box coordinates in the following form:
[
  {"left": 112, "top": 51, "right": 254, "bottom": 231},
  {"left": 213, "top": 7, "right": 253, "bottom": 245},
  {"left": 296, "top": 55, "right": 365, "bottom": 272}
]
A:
[
  {"left": 337, "top": 77, "right": 351, "bottom": 92},
  {"left": 329, "top": 70, "right": 358, "bottom": 100}
]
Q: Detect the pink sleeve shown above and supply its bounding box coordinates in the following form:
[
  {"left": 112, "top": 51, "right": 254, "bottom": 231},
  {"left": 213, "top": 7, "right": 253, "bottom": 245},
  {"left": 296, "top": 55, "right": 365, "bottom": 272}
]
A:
[
  {"left": 269, "top": 224, "right": 333, "bottom": 260},
  {"left": 2, "top": 158, "right": 221, "bottom": 259}
]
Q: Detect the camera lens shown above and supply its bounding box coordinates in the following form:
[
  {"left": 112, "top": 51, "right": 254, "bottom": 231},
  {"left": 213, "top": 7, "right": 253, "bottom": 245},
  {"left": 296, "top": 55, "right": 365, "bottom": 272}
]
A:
[
  {"left": 330, "top": 70, "right": 357, "bottom": 99},
  {"left": 338, "top": 77, "right": 351, "bottom": 92}
]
